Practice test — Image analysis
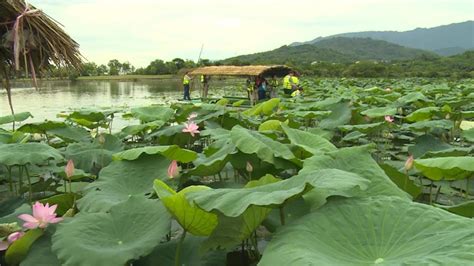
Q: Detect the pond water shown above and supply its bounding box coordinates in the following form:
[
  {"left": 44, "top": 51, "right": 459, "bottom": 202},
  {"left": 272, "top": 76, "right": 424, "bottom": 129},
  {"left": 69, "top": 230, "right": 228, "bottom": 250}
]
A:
[{"left": 1, "top": 78, "right": 246, "bottom": 130}]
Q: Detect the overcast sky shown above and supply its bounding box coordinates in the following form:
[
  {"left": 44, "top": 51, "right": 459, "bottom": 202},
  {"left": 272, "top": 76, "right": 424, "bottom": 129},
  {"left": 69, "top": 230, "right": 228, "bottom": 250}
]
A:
[{"left": 29, "top": 0, "right": 473, "bottom": 67}]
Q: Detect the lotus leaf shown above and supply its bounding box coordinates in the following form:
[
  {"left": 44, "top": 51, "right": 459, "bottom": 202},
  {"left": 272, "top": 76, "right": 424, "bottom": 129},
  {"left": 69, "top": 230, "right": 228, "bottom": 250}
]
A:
[
  {"left": 187, "top": 169, "right": 369, "bottom": 217},
  {"left": 282, "top": 124, "right": 336, "bottom": 155},
  {"left": 0, "top": 143, "right": 63, "bottom": 166},
  {"left": 414, "top": 156, "right": 474, "bottom": 180},
  {"left": 153, "top": 180, "right": 218, "bottom": 236},
  {"left": 113, "top": 145, "right": 197, "bottom": 163},
  {"left": 405, "top": 107, "right": 440, "bottom": 122},
  {"left": 230, "top": 125, "right": 295, "bottom": 164},
  {"left": 0, "top": 112, "right": 33, "bottom": 125},
  {"left": 301, "top": 145, "right": 408, "bottom": 198},
  {"left": 52, "top": 197, "right": 171, "bottom": 266},
  {"left": 360, "top": 106, "right": 397, "bottom": 118},
  {"left": 259, "top": 196, "right": 474, "bottom": 265},
  {"left": 77, "top": 154, "right": 170, "bottom": 212}
]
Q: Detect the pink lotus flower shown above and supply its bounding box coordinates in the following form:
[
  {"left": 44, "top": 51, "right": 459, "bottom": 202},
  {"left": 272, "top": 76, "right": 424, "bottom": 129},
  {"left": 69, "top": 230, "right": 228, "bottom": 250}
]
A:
[
  {"left": 167, "top": 160, "right": 179, "bottom": 179},
  {"left": 182, "top": 121, "right": 200, "bottom": 137},
  {"left": 65, "top": 159, "right": 75, "bottom": 178},
  {"left": 404, "top": 155, "right": 414, "bottom": 171},
  {"left": 187, "top": 112, "right": 198, "bottom": 121},
  {"left": 0, "top": 231, "right": 25, "bottom": 251},
  {"left": 384, "top": 115, "right": 394, "bottom": 123},
  {"left": 18, "top": 202, "right": 63, "bottom": 229}
]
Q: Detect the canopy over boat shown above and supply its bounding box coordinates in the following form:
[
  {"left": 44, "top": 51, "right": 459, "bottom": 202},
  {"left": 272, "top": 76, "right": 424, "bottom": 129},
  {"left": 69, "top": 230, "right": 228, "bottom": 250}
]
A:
[{"left": 188, "top": 65, "right": 292, "bottom": 77}]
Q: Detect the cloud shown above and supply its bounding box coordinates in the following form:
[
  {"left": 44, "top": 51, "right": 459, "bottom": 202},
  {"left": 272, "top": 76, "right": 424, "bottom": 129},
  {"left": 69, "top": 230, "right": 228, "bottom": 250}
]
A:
[{"left": 29, "top": 0, "right": 474, "bottom": 67}]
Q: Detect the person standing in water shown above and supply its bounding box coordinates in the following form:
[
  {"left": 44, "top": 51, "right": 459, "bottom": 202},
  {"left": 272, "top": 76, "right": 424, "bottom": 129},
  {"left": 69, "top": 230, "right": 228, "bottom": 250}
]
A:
[{"left": 183, "top": 72, "right": 192, "bottom": 101}]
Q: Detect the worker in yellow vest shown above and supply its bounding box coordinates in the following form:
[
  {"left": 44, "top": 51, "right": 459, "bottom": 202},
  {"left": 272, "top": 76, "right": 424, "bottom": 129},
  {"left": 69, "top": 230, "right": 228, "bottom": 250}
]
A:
[
  {"left": 183, "top": 72, "right": 192, "bottom": 100},
  {"left": 283, "top": 71, "right": 300, "bottom": 95}
]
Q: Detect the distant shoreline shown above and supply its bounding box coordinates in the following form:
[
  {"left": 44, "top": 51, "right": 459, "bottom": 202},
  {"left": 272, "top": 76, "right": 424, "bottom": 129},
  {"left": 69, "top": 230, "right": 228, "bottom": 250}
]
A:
[{"left": 12, "top": 74, "right": 178, "bottom": 82}]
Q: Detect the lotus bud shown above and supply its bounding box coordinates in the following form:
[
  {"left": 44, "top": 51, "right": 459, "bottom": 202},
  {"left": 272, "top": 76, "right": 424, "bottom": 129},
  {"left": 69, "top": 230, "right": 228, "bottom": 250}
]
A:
[
  {"left": 445, "top": 113, "right": 450, "bottom": 120},
  {"left": 404, "top": 155, "right": 414, "bottom": 171},
  {"left": 397, "top": 107, "right": 403, "bottom": 115},
  {"left": 65, "top": 160, "right": 75, "bottom": 179},
  {"left": 167, "top": 160, "right": 179, "bottom": 179},
  {"left": 246, "top": 161, "right": 253, "bottom": 173}
]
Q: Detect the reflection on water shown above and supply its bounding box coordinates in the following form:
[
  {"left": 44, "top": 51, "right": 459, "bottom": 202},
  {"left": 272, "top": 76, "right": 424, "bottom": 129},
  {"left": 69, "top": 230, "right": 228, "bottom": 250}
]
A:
[{"left": 0, "top": 78, "right": 246, "bottom": 129}]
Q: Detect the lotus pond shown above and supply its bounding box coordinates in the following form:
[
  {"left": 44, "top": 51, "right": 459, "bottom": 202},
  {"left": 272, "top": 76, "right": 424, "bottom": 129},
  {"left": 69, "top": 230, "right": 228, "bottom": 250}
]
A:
[{"left": 0, "top": 78, "right": 473, "bottom": 266}]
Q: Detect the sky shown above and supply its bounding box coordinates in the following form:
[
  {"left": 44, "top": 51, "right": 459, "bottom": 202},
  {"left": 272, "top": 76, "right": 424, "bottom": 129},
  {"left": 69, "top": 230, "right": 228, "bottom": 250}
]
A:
[{"left": 29, "top": 0, "right": 474, "bottom": 67}]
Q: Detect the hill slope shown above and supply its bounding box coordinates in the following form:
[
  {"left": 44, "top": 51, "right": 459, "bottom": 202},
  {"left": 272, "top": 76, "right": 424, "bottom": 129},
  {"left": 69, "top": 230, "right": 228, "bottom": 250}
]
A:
[
  {"left": 222, "top": 37, "right": 437, "bottom": 65},
  {"left": 292, "top": 21, "right": 474, "bottom": 56}
]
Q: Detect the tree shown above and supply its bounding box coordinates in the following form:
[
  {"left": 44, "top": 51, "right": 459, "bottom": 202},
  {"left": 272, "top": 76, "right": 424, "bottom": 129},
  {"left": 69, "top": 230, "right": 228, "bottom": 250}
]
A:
[
  {"left": 81, "top": 62, "right": 98, "bottom": 76},
  {"left": 107, "top": 59, "right": 122, "bottom": 75},
  {"left": 172, "top": 58, "right": 185, "bottom": 70},
  {"left": 97, "top": 64, "right": 108, "bottom": 76},
  {"left": 121, "top": 61, "right": 134, "bottom": 75}
]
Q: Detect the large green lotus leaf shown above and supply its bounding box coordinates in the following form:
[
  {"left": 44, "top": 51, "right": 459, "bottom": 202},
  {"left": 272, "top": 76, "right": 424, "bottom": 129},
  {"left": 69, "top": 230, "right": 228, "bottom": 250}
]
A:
[
  {"left": 188, "top": 142, "right": 236, "bottom": 176},
  {"left": 113, "top": 145, "right": 197, "bottom": 163},
  {"left": 0, "top": 143, "right": 63, "bottom": 165},
  {"left": 0, "top": 112, "right": 33, "bottom": 125},
  {"left": 135, "top": 235, "right": 226, "bottom": 266},
  {"left": 230, "top": 125, "right": 295, "bottom": 164},
  {"left": 462, "top": 128, "right": 474, "bottom": 142},
  {"left": 436, "top": 201, "right": 474, "bottom": 218},
  {"left": 301, "top": 145, "right": 408, "bottom": 199},
  {"left": 282, "top": 124, "right": 336, "bottom": 155},
  {"left": 379, "top": 163, "right": 422, "bottom": 199},
  {"left": 259, "top": 196, "right": 474, "bottom": 266},
  {"left": 52, "top": 197, "right": 171, "bottom": 266},
  {"left": 319, "top": 102, "right": 352, "bottom": 129},
  {"left": 414, "top": 157, "right": 474, "bottom": 181},
  {"left": 77, "top": 154, "right": 170, "bottom": 212},
  {"left": 187, "top": 169, "right": 369, "bottom": 217},
  {"left": 407, "top": 134, "right": 452, "bottom": 158},
  {"left": 64, "top": 134, "right": 123, "bottom": 173},
  {"left": 360, "top": 106, "right": 397, "bottom": 118},
  {"left": 200, "top": 127, "right": 231, "bottom": 141},
  {"left": 403, "top": 119, "right": 453, "bottom": 131},
  {"left": 153, "top": 180, "right": 218, "bottom": 236},
  {"left": 200, "top": 175, "right": 277, "bottom": 250},
  {"left": 128, "top": 106, "right": 175, "bottom": 123},
  {"left": 405, "top": 107, "right": 440, "bottom": 122}
]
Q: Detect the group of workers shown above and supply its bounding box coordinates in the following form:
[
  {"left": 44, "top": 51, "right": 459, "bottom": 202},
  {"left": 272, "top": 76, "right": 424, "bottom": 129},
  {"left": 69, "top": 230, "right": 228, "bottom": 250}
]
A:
[{"left": 182, "top": 70, "right": 303, "bottom": 102}]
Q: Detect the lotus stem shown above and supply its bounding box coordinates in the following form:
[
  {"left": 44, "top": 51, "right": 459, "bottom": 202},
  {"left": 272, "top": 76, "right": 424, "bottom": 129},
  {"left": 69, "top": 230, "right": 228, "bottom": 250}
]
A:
[
  {"left": 24, "top": 165, "right": 32, "bottom": 202},
  {"left": 6, "top": 166, "right": 13, "bottom": 192},
  {"left": 174, "top": 230, "right": 186, "bottom": 266},
  {"left": 429, "top": 181, "right": 433, "bottom": 204},
  {"left": 18, "top": 165, "right": 23, "bottom": 193},
  {"left": 175, "top": 230, "right": 187, "bottom": 266},
  {"left": 279, "top": 206, "right": 286, "bottom": 226}
]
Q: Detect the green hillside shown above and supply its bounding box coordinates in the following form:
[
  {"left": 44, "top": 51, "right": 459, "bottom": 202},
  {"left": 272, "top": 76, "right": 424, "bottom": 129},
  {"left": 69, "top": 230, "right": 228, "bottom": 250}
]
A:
[{"left": 222, "top": 37, "right": 438, "bottom": 65}]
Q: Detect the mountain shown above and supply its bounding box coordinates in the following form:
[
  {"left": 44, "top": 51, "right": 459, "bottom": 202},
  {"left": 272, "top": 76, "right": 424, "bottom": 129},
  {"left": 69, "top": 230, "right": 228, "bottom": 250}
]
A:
[
  {"left": 291, "top": 21, "right": 474, "bottom": 56},
  {"left": 222, "top": 37, "right": 438, "bottom": 65}
]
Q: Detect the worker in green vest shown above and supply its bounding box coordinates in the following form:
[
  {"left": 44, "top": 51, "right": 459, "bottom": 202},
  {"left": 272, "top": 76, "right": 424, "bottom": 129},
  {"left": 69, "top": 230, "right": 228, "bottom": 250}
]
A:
[{"left": 183, "top": 72, "right": 192, "bottom": 101}]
